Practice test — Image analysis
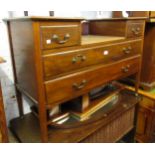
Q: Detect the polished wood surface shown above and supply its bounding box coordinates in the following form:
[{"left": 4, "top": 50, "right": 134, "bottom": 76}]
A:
[
  {"left": 89, "top": 20, "right": 145, "bottom": 39},
  {"left": 40, "top": 22, "right": 81, "bottom": 50},
  {"left": 89, "top": 21, "right": 126, "bottom": 36},
  {"left": 141, "top": 22, "right": 155, "bottom": 89},
  {"left": 81, "top": 35, "right": 125, "bottom": 45},
  {"left": 5, "top": 17, "right": 145, "bottom": 142},
  {"left": 136, "top": 97, "right": 155, "bottom": 143},
  {"left": 149, "top": 11, "right": 155, "bottom": 18},
  {"left": 126, "top": 21, "right": 145, "bottom": 38},
  {"left": 4, "top": 16, "right": 84, "bottom": 22},
  {"left": 43, "top": 39, "right": 142, "bottom": 79},
  {"left": 45, "top": 56, "right": 141, "bottom": 108},
  {"left": 125, "top": 85, "right": 155, "bottom": 142},
  {"left": 112, "top": 11, "right": 149, "bottom": 18},
  {"left": 8, "top": 21, "right": 38, "bottom": 101}
]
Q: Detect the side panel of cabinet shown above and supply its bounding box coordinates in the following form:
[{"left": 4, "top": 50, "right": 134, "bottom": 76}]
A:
[
  {"left": 9, "top": 21, "right": 38, "bottom": 101},
  {"left": 136, "top": 105, "right": 155, "bottom": 142},
  {"left": 141, "top": 23, "right": 155, "bottom": 83}
]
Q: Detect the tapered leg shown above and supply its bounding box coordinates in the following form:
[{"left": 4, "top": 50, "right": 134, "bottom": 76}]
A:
[
  {"left": 15, "top": 88, "right": 24, "bottom": 117},
  {"left": 135, "top": 71, "right": 141, "bottom": 96},
  {"left": 37, "top": 99, "right": 48, "bottom": 142}
]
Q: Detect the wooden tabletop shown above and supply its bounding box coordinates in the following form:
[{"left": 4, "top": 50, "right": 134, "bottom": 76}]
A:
[
  {"left": 3, "top": 16, "right": 147, "bottom": 22},
  {"left": 82, "top": 35, "right": 125, "bottom": 45},
  {"left": 0, "top": 57, "right": 6, "bottom": 64},
  {"left": 3, "top": 16, "right": 84, "bottom": 22}
]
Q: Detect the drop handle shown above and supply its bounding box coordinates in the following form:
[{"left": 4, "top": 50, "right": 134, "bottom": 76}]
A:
[
  {"left": 122, "top": 65, "right": 130, "bottom": 73},
  {"left": 132, "top": 27, "right": 140, "bottom": 35},
  {"left": 123, "top": 46, "right": 132, "bottom": 54},
  {"left": 73, "top": 80, "right": 87, "bottom": 90},
  {"left": 123, "top": 104, "right": 128, "bottom": 109},
  {"left": 72, "top": 55, "right": 86, "bottom": 63},
  {"left": 52, "top": 33, "right": 70, "bottom": 44}
]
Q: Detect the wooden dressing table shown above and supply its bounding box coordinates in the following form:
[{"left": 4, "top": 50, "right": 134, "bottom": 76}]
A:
[{"left": 5, "top": 17, "right": 145, "bottom": 143}]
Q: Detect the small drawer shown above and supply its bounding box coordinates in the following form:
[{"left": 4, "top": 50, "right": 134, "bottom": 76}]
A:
[
  {"left": 40, "top": 22, "right": 81, "bottom": 50},
  {"left": 45, "top": 56, "right": 141, "bottom": 107},
  {"left": 126, "top": 21, "right": 145, "bottom": 38},
  {"left": 43, "top": 40, "right": 142, "bottom": 79}
]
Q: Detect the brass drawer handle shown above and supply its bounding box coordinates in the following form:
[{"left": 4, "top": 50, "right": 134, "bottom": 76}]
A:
[
  {"left": 132, "top": 27, "right": 140, "bottom": 35},
  {"left": 122, "top": 65, "right": 130, "bottom": 73},
  {"left": 123, "top": 104, "right": 128, "bottom": 109},
  {"left": 73, "top": 80, "right": 87, "bottom": 90},
  {"left": 52, "top": 33, "right": 70, "bottom": 44},
  {"left": 123, "top": 46, "right": 132, "bottom": 54},
  {"left": 72, "top": 55, "right": 86, "bottom": 63}
]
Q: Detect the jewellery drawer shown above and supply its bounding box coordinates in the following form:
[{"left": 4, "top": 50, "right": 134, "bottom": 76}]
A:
[
  {"left": 43, "top": 40, "right": 142, "bottom": 79},
  {"left": 40, "top": 22, "right": 81, "bottom": 50},
  {"left": 45, "top": 56, "right": 141, "bottom": 107},
  {"left": 126, "top": 21, "right": 145, "bottom": 38}
]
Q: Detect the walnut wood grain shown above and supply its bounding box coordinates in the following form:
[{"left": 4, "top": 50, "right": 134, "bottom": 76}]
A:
[
  {"left": 40, "top": 22, "right": 81, "bottom": 50},
  {"left": 89, "top": 20, "right": 145, "bottom": 39},
  {"left": 5, "top": 17, "right": 145, "bottom": 143},
  {"left": 43, "top": 39, "right": 142, "bottom": 80},
  {"left": 126, "top": 21, "right": 145, "bottom": 38},
  {"left": 8, "top": 21, "right": 38, "bottom": 101},
  {"left": 45, "top": 56, "right": 141, "bottom": 108},
  {"left": 141, "top": 23, "right": 155, "bottom": 88}
]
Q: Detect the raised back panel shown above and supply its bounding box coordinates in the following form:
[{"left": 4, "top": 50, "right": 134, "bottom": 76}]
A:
[{"left": 89, "top": 21, "right": 126, "bottom": 36}]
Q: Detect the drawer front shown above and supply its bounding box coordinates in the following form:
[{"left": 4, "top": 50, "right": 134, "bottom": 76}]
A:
[
  {"left": 126, "top": 21, "right": 145, "bottom": 38},
  {"left": 45, "top": 56, "right": 141, "bottom": 106},
  {"left": 40, "top": 22, "right": 81, "bottom": 50},
  {"left": 43, "top": 40, "right": 142, "bottom": 79}
]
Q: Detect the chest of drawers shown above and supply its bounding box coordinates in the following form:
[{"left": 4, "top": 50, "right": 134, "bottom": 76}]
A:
[{"left": 5, "top": 17, "right": 145, "bottom": 142}]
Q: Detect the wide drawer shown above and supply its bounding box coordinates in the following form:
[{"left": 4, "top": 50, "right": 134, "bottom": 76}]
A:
[
  {"left": 126, "top": 21, "right": 145, "bottom": 38},
  {"left": 40, "top": 22, "right": 81, "bottom": 50},
  {"left": 43, "top": 40, "right": 142, "bottom": 79},
  {"left": 45, "top": 56, "right": 141, "bottom": 107}
]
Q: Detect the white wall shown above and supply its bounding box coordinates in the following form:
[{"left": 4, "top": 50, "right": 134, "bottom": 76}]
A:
[
  {"left": 54, "top": 11, "right": 112, "bottom": 19},
  {"left": 0, "top": 12, "right": 19, "bottom": 124}
]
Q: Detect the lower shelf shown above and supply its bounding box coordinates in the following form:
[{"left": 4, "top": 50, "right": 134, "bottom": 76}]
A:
[{"left": 10, "top": 90, "right": 139, "bottom": 143}]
